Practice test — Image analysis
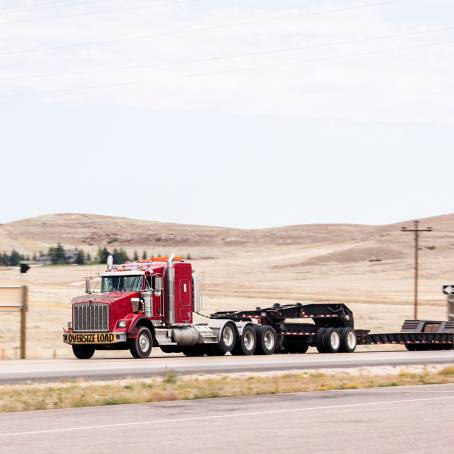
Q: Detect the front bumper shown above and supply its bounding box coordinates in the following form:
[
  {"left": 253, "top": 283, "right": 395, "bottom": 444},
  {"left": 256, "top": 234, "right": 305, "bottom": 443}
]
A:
[{"left": 63, "top": 332, "right": 127, "bottom": 345}]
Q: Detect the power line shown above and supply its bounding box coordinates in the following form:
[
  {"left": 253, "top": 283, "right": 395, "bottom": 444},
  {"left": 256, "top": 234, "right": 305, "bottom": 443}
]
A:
[
  {"left": 1, "top": 36, "right": 452, "bottom": 99},
  {"left": 0, "top": 0, "right": 411, "bottom": 41},
  {"left": 0, "top": 0, "right": 111, "bottom": 14},
  {"left": 0, "top": 0, "right": 195, "bottom": 24},
  {"left": 1, "top": 24, "right": 452, "bottom": 84}
]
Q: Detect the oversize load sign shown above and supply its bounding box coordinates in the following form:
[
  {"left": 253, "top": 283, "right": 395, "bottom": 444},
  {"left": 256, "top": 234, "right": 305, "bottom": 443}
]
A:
[
  {"left": 65, "top": 332, "right": 118, "bottom": 344},
  {"left": 0, "top": 287, "right": 23, "bottom": 312}
]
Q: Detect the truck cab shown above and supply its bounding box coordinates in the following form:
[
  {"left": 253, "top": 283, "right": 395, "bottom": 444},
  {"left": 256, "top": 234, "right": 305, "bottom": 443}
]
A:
[{"left": 64, "top": 255, "right": 203, "bottom": 358}]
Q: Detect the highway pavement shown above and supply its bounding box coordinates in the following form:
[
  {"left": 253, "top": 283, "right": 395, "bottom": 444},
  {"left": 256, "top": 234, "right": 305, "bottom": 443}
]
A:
[
  {"left": 0, "top": 349, "right": 453, "bottom": 383},
  {"left": 1, "top": 383, "right": 454, "bottom": 453}
]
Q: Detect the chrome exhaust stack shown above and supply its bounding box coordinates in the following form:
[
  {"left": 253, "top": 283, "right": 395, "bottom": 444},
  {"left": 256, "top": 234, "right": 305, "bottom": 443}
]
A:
[{"left": 167, "top": 253, "right": 176, "bottom": 325}]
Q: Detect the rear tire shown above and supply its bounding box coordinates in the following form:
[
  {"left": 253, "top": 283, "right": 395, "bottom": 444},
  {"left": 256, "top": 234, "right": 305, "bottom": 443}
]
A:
[
  {"left": 339, "top": 327, "right": 357, "bottom": 353},
  {"left": 211, "top": 322, "right": 237, "bottom": 355},
  {"left": 322, "top": 328, "right": 341, "bottom": 353},
  {"left": 72, "top": 344, "right": 95, "bottom": 359},
  {"left": 315, "top": 328, "right": 327, "bottom": 353},
  {"left": 231, "top": 325, "right": 256, "bottom": 356},
  {"left": 255, "top": 325, "right": 277, "bottom": 355},
  {"left": 129, "top": 326, "right": 153, "bottom": 358}
]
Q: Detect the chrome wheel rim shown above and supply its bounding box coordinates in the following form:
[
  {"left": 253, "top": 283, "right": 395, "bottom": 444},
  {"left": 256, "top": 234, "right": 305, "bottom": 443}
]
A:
[
  {"left": 347, "top": 331, "right": 356, "bottom": 349},
  {"left": 223, "top": 326, "right": 234, "bottom": 347},
  {"left": 264, "top": 330, "right": 275, "bottom": 350},
  {"left": 244, "top": 331, "right": 255, "bottom": 351},
  {"left": 139, "top": 332, "right": 150, "bottom": 352},
  {"left": 330, "top": 331, "right": 340, "bottom": 350}
]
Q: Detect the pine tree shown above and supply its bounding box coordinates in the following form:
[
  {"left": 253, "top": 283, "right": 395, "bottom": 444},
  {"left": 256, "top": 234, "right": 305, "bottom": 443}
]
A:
[
  {"left": 9, "top": 250, "right": 21, "bottom": 266},
  {"left": 86, "top": 253, "right": 92, "bottom": 264},
  {"left": 119, "top": 249, "right": 129, "bottom": 263},
  {"left": 133, "top": 250, "right": 139, "bottom": 261},
  {"left": 75, "top": 250, "right": 86, "bottom": 265},
  {"left": 142, "top": 250, "right": 147, "bottom": 260},
  {"left": 98, "top": 247, "right": 110, "bottom": 264}
]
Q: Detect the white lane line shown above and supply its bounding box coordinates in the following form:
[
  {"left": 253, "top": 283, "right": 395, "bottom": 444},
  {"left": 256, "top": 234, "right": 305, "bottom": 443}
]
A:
[{"left": 2, "top": 395, "right": 454, "bottom": 437}]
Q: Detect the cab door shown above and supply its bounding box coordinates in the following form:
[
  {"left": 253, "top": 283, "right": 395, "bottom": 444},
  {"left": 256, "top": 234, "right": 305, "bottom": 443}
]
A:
[{"left": 177, "top": 279, "right": 192, "bottom": 323}]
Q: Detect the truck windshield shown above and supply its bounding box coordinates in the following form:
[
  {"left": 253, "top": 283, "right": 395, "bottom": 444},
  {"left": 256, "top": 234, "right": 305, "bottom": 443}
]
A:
[{"left": 101, "top": 275, "right": 143, "bottom": 292}]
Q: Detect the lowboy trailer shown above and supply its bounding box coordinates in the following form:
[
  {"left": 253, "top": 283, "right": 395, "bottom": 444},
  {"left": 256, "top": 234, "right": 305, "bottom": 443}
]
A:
[{"left": 63, "top": 255, "right": 453, "bottom": 359}]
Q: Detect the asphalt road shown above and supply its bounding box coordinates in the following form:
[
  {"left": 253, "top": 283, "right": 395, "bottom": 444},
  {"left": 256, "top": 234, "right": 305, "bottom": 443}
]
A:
[
  {"left": 1, "top": 383, "right": 454, "bottom": 453},
  {"left": 1, "top": 349, "right": 453, "bottom": 383}
]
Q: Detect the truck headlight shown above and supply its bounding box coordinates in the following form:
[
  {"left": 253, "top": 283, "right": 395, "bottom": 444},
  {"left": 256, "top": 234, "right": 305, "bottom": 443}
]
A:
[
  {"left": 67, "top": 321, "right": 72, "bottom": 329},
  {"left": 118, "top": 320, "right": 127, "bottom": 328}
]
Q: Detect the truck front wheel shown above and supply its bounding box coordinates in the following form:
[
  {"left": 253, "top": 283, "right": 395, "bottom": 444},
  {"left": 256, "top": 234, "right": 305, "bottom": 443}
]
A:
[
  {"left": 129, "top": 326, "right": 153, "bottom": 358},
  {"left": 72, "top": 344, "right": 95, "bottom": 359}
]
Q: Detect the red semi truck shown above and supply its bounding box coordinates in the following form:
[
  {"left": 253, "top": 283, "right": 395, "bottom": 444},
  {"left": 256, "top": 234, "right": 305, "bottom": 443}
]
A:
[{"left": 63, "top": 255, "right": 454, "bottom": 359}]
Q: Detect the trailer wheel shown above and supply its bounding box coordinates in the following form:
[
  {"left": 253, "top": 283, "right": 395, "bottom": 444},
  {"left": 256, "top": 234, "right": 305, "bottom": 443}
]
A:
[
  {"left": 322, "top": 328, "right": 341, "bottom": 353},
  {"left": 72, "top": 344, "right": 95, "bottom": 359},
  {"left": 255, "top": 325, "right": 277, "bottom": 355},
  {"left": 339, "top": 327, "right": 357, "bottom": 353},
  {"left": 405, "top": 344, "right": 417, "bottom": 351},
  {"left": 129, "top": 326, "right": 153, "bottom": 358},
  {"left": 315, "top": 328, "right": 327, "bottom": 353},
  {"left": 231, "top": 325, "right": 256, "bottom": 356}
]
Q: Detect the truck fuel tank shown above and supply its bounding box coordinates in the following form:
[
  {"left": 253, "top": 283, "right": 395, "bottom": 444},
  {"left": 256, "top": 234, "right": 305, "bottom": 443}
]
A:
[{"left": 172, "top": 326, "right": 200, "bottom": 346}]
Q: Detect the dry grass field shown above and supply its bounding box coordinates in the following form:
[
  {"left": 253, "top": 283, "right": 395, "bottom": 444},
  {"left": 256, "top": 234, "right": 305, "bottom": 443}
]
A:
[
  {"left": 1, "top": 366, "right": 454, "bottom": 413},
  {"left": 0, "top": 213, "right": 453, "bottom": 359}
]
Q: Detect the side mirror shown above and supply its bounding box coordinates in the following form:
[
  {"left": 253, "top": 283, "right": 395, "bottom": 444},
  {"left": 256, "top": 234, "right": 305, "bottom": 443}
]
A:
[{"left": 154, "top": 276, "right": 162, "bottom": 297}]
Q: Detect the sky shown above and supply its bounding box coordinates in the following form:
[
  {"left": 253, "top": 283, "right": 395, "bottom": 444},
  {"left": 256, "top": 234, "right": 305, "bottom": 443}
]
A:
[{"left": 1, "top": 0, "right": 454, "bottom": 228}]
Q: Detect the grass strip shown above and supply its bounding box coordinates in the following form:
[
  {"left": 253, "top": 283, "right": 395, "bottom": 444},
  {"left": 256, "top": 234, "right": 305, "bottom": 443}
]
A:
[{"left": 1, "top": 365, "right": 454, "bottom": 413}]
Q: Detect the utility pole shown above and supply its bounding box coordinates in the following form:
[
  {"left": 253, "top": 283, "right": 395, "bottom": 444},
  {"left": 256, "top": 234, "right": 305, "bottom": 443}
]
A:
[{"left": 401, "top": 220, "right": 432, "bottom": 319}]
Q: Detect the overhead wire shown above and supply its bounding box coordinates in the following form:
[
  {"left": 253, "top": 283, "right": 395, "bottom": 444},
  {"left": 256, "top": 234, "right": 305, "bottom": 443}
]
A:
[
  {"left": 0, "top": 23, "right": 453, "bottom": 84},
  {"left": 0, "top": 0, "right": 198, "bottom": 25},
  {"left": 0, "top": 0, "right": 410, "bottom": 49},
  {"left": 1, "top": 36, "right": 452, "bottom": 99}
]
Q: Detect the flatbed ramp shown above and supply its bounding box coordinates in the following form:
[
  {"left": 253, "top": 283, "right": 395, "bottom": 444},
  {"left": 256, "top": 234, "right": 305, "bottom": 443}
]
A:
[{"left": 357, "top": 320, "right": 454, "bottom": 350}]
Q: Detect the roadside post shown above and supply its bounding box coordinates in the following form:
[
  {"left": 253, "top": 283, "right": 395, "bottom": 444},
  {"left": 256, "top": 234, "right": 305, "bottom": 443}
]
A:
[{"left": 0, "top": 286, "right": 28, "bottom": 359}]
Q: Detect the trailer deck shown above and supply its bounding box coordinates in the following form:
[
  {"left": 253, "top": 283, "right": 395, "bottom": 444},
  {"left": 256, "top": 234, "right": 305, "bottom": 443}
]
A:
[{"left": 211, "top": 303, "right": 454, "bottom": 352}]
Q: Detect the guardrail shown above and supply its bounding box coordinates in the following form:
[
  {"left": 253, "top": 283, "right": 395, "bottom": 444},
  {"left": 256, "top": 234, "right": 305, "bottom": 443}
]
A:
[{"left": 0, "top": 286, "right": 28, "bottom": 359}]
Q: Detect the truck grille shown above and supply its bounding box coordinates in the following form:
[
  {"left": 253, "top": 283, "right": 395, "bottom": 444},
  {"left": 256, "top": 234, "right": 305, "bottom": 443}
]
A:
[{"left": 73, "top": 303, "right": 109, "bottom": 332}]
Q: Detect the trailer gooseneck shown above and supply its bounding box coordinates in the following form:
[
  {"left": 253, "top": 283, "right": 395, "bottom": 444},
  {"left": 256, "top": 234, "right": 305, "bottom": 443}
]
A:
[{"left": 63, "top": 256, "right": 454, "bottom": 359}]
